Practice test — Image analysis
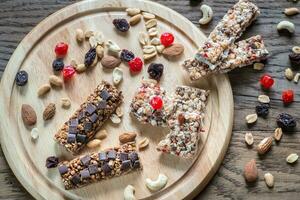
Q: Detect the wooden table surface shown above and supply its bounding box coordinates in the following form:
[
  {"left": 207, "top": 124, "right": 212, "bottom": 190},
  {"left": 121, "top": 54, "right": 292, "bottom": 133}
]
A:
[{"left": 0, "top": 0, "right": 299, "bottom": 199}]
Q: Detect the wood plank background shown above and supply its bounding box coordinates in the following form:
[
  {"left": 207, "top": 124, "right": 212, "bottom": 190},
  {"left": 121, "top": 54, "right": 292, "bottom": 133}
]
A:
[{"left": 0, "top": 0, "right": 299, "bottom": 199}]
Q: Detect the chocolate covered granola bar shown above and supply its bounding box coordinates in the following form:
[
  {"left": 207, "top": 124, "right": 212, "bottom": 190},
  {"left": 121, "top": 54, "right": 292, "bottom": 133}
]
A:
[
  {"left": 54, "top": 81, "right": 123, "bottom": 153},
  {"left": 184, "top": 35, "right": 269, "bottom": 80},
  {"left": 157, "top": 86, "right": 209, "bottom": 158},
  {"left": 57, "top": 142, "right": 141, "bottom": 190},
  {"left": 196, "top": 0, "right": 260, "bottom": 69}
]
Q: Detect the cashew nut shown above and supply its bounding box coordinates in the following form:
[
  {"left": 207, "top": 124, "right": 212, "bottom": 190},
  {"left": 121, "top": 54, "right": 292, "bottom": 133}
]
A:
[
  {"left": 199, "top": 5, "right": 213, "bottom": 25},
  {"left": 145, "top": 173, "right": 168, "bottom": 192},
  {"left": 124, "top": 185, "right": 135, "bottom": 200},
  {"left": 277, "top": 20, "right": 295, "bottom": 34}
]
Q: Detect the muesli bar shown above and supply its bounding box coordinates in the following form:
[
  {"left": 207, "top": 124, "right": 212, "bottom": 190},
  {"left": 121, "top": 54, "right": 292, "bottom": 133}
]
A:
[
  {"left": 157, "top": 86, "right": 209, "bottom": 158},
  {"left": 54, "top": 81, "right": 123, "bottom": 153},
  {"left": 184, "top": 35, "right": 269, "bottom": 80},
  {"left": 57, "top": 142, "right": 142, "bottom": 190},
  {"left": 130, "top": 79, "right": 171, "bottom": 127},
  {"left": 196, "top": 0, "right": 260, "bottom": 68}
]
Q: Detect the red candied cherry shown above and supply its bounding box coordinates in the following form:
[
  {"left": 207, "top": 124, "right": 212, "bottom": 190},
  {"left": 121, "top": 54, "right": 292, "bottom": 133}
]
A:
[
  {"left": 260, "top": 74, "right": 274, "bottom": 89},
  {"left": 282, "top": 89, "right": 294, "bottom": 104},
  {"left": 55, "top": 42, "right": 69, "bottom": 57},
  {"left": 129, "top": 57, "right": 143, "bottom": 73},
  {"left": 63, "top": 66, "right": 75, "bottom": 80},
  {"left": 150, "top": 96, "right": 163, "bottom": 110},
  {"left": 160, "top": 32, "right": 174, "bottom": 47}
]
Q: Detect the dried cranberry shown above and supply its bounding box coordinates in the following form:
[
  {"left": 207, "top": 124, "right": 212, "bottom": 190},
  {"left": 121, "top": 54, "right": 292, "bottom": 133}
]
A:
[
  {"left": 260, "top": 74, "right": 274, "bottom": 89},
  {"left": 160, "top": 32, "right": 174, "bottom": 47},
  {"left": 54, "top": 42, "right": 68, "bottom": 58},
  {"left": 289, "top": 52, "right": 300, "bottom": 67},
  {"left": 147, "top": 63, "right": 164, "bottom": 80},
  {"left": 52, "top": 58, "right": 64, "bottom": 71},
  {"left": 113, "top": 18, "right": 130, "bottom": 32},
  {"left": 84, "top": 48, "right": 97, "bottom": 67},
  {"left": 120, "top": 49, "right": 135, "bottom": 62},
  {"left": 46, "top": 156, "right": 59, "bottom": 168},
  {"left": 129, "top": 57, "right": 143, "bottom": 73},
  {"left": 255, "top": 103, "right": 269, "bottom": 118},
  {"left": 150, "top": 96, "right": 163, "bottom": 110},
  {"left": 15, "top": 70, "right": 28, "bottom": 86},
  {"left": 63, "top": 66, "right": 76, "bottom": 80},
  {"left": 276, "top": 113, "right": 297, "bottom": 132},
  {"left": 282, "top": 90, "right": 294, "bottom": 104}
]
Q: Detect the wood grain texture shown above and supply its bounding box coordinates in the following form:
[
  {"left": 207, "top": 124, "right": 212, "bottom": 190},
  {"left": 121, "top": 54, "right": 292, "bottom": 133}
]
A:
[{"left": 0, "top": 0, "right": 299, "bottom": 199}]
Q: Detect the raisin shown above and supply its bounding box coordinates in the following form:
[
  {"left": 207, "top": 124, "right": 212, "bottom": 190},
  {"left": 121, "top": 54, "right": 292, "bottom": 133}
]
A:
[
  {"left": 120, "top": 49, "right": 135, "bottom": 62},
  {"left": 45, "top": 156, "right": 59, "bottom": 168},
  {"left": 276, "top": 113, "right": 297, "bottom": 131},
  {"left": 52, "top": 58, "right": 64, "bottom": 71},
  {"left": 147, "top": 63, "right": 164, "bottom": 80},
  {"left": 289, "top": 52, "right": 300, "bottom": 67},
  {"left": 15, "top": 70, "right": 28, "bottom": 86},
  {"left": 84, "top": 48, "right": 96, "bottom": 67},
  {"left": 113, "top": 18, "right": 130, "bottom": 32},
  {"left": 255, "top": 103, "right": 269, "bottom": 118}
]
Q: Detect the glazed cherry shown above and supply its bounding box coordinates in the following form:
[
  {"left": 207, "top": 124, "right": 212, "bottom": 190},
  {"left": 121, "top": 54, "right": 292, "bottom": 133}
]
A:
[
  {"left": 129, "top": 57, "right": 143, "bottom": 73},
  {"left": 160, "top": 32, "right": 174, "bottom": 47},
  {"left": 282, "top": 89, "right": 294, "bottom": 104},
  {"left": 55, "top": 42, "right": 69, "bottom": 57},
  {"left": 63, "top": 66, "right": 75, "bottom": 80},
  {"left": 150, "top": 96, "right": 163, "bottom": 110},
  {"left": 260, "top": 74, "right": 274, "bottom": 89}
]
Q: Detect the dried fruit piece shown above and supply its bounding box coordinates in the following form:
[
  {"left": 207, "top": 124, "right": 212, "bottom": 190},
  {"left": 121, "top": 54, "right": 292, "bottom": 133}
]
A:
[
  {"left": 112, "top": 67, "right": 123, "bottom": 85},
  {"left": 87, "top": 139, "right": 101, "bottom": 148},
  {"left": 285, "top": 68, "right": 294, "bottom": 80},
  {"left": 162, "top": 43, "right": 184, "bottom": 57},
  {"left": 129, "top": 57, "right": 143, "bottom": 73},
  {"left": 286, "top": 153, "right": 298, "bottom": 164},
  {"left": 150, "top": 96, "right": 163, "bottom": 110},
  {"left": 245, "top": 132, "right": 254, "bottom": 146},
  {"left": 76, "top": 28, "right": 84, "bottom": 43},
  {"left": 21, "top": 104, "right": 37, "bottom": 126},
  {"left": 244, "top": 159, "right": 258, "bottom": 183},
  {"left": 52, "top": 58, "right": 64, "bottom": 71},
  {"left": 101, "top": 56, "right": 121, "bottom": 69},
  {"left": 61, "top": 97, "right": 71, "bottom": 108},
  {"left": 260, "top": 74, "right": 274, "bottom": 89},
  {"left": 138, "top": 137, "right": 149, "bottom": 150},
  {"left": 126, "top": 8, "right": 141, "bottom": 16},
  {"left": 120, "top": 49, "right": 135, "bottom": 62},
  {"left": 276, "top": 113, "right": 297, "bottom": 131},
  {"left": 129, "top": 14, "right": 142, "bottom": 25},
  {"left": 257, "top": 137, "right": 273, "bottom": 155},
  {"left": 147, "top": 63, "right": 164, "bottom": 80},
  {"left": 256, "top": 103, "right": 269, "bottom": 118},
  {"left": 37, "top": 84, "right": 51, "bottom": 97},
  {"left": 253, "top": 62, "right": 264, "bottom": 70},
  {"left": 282, "top": 89, "right": 294, "bottom": 104},
  {"left": 245, "top": 113, "right": 257, "bottom": 124},
  {"left": 119, "top": 132, "right": 137, "bottom": 143},
  {"left": 258, "top": 94, "right": 270, "bottom": 104},
  {"left": 49, "top": 75, "right": 63, "bottom": 87},
  {"left": 274, "top": 128, "right": 283, "bottom": 141},
  {"left": 54, "top": 42, "right": 68, "bottom": 58},
  {"left": 46, "top": 156, "right": 59, "bottom": 168},
  {"left": 15, "top": 70, "right": 28, "bottom": 86},
  {"left": 113, "top": 18, "right": 130, "bottom": 32},
  {"left": 43, "top": 103, "right": 56, "bottom": 120},
  {"left": 63, "top": 66, "right": 76, "bottom": 80},
  {"left": 31, "top": 128, "right": 39, "bottom": 140},
  {"left": 95, "top": 129, "right": 107, "bottom": 140},
  {"left": 84, "top": 48, "right": 97, "bottom": 67},
  {"left": 264, "top": 173, "right": 274, "bottom": 188},
  {"left": 289, "top": 52, "right": 300, "bottom": 67},
  {"left": 160, "top": 32, "right": 174, "bottom": 47},
  {"left": 110, "top": 114, "right": 121, "bottom": 124}
]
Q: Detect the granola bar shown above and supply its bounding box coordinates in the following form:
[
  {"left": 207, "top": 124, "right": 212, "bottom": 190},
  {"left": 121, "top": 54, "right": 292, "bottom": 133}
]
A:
[
  {"left": 157, "top": 86, "right": 209, "bottom": 158},
  {"left": 196, "top": 0, "right": 260, "bottom": 69},
  {"left": 57, "top": 142, "right": 141, "bottom": 190},
  {"left": 184, "top": 35, "right": 269, "bottom": 80},
  {"left": 54, "top": 81, "right": 123, "bottom": 153},
  {"left": 130, "top": 79, "right": 171, "bottom": 127}
]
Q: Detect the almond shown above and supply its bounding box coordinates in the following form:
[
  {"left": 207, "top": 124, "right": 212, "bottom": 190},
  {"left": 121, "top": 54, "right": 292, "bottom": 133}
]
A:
[
  {"left": 257, "top": 136, "right": 273, "bottom": 155},
  {"left": 244, "top": 159, "right": 258, "bottom": 182},
  {"left": 162, "top": 43, "right": 184, "bottom": 57},
  {"left": 101, "top": 55, "right": 121, "bottom": 69},
  {"left": 43, "top": 103, "right": 56, "bottom": 120},
  {"left": 21, "top": 104, "right": 37, "bottom": 126},
  {"left": 119, "top": 132, "right": 137, "bottom": 143}
]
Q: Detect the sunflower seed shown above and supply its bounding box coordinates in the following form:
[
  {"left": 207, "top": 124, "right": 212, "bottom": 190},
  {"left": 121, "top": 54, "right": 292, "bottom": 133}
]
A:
[
  {"left": 145, "top": 19, "right": 157, "bottom": 29},
  {"left": 258, "top": 94, "right": 270, "bottom": 103},
  {"left": 285, "top": 68, "right": 294, "bottom": 80},
  {"left": 286, "top": 153, "right": 298, "bottom": 164}
]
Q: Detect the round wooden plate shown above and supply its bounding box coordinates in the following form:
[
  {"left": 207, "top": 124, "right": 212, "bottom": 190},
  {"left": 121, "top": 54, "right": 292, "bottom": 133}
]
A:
[{"left": 0, "top": 0, "right": 233, "bottom": 199}]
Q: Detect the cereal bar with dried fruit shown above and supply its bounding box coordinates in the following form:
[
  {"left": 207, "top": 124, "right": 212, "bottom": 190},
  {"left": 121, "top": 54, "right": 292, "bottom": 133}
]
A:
[
  {"left": 130, "top": 79, "right": 171, "bottom": 127},
  {"left": 54, "top": 81, "right": 123, "bottom": 153},
  {"left": 184, "top": 35, "right": 268, "bottom": 80},
  {"left": 196, "top": 0, "right": 260, "bottom": 69},
  {"left": 58, "top": 142, "right": 141, "bottom": 190},
  {"left": 157, "top": 86, "right": 209, "bottom": 158}
]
